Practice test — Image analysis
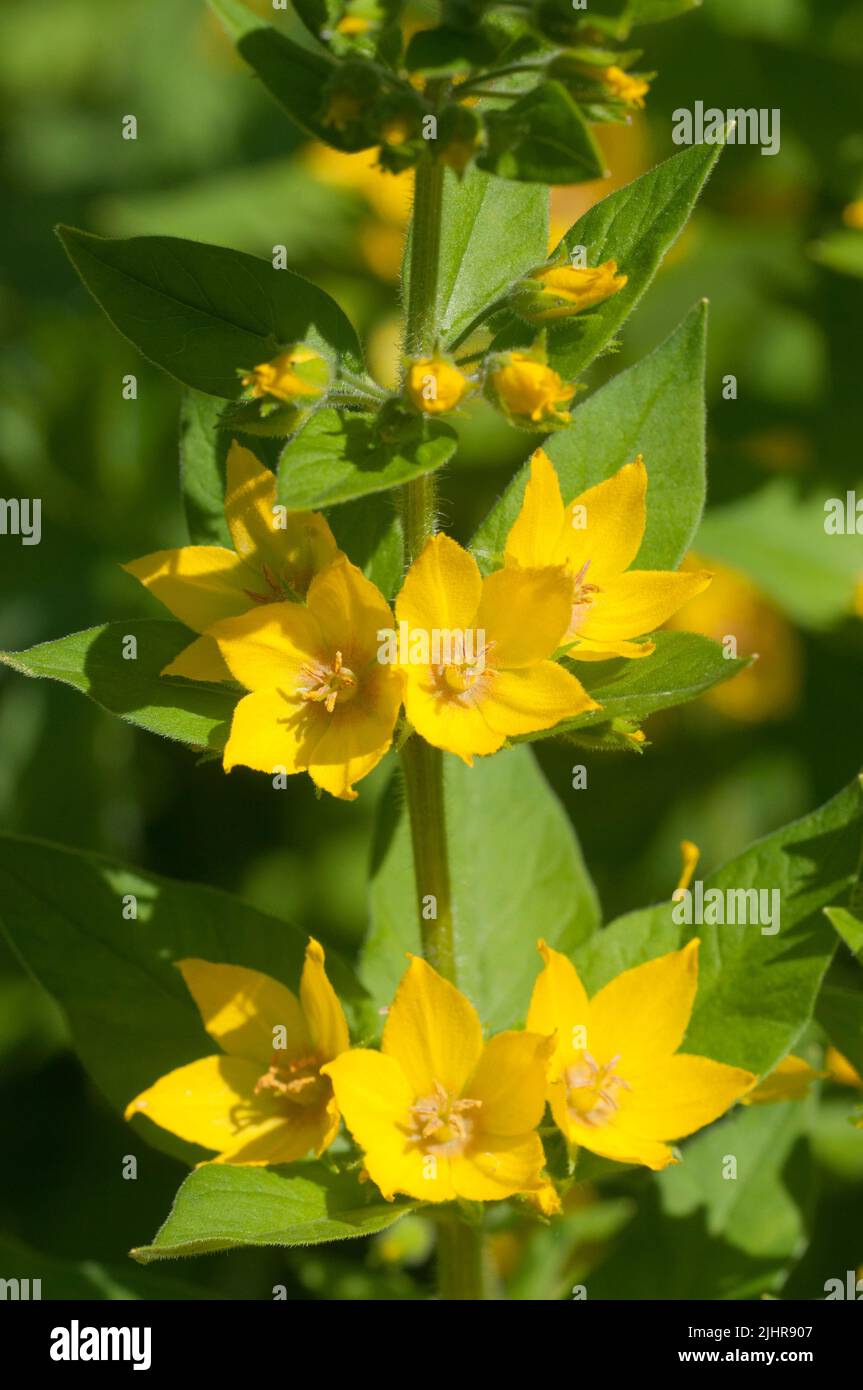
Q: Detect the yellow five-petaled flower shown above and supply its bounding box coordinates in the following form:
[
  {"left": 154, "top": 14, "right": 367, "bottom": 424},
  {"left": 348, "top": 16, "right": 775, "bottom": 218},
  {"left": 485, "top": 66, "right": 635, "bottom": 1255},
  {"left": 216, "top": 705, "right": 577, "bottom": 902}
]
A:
[
  {"left": 324, "top": 956, "right": 553, "bottom": 1202},
  {"left": 527, "top": 938, "right": 756, "bottom": 1170},
  {"left": 211, "top": 554, "right": 403, "bottom": 800},
  {"left": 124, "top": 442, "right": 340, "bottom": 682},
  {"left": 395, "top": 532, "right": 599, "bottom": 764},
  {"left": 506, "top": 448, "right": 712, "bottom": 660},
  {"left": 126, "top": 939, "right": 349, "bottom": 1165}
]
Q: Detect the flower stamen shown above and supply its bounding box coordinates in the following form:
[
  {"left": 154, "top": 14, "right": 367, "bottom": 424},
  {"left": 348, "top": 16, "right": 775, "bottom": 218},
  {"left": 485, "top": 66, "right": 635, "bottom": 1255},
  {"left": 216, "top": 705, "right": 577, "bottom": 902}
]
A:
[
  {"left": 565, "top": 1050, "right": 631, "bottom": 1128},
  {"left": 408, "top": 1079, "right": 482, "bottom": 1156},
  {"left": 298, "top": 650, "right": 358, "bottom": 712}
]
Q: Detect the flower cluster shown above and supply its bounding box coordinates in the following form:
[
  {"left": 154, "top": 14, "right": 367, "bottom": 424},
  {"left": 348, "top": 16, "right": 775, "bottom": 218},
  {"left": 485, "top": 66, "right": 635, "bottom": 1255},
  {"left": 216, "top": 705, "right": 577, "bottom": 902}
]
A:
[
  {"left": 127, "top": 442, "right": 710, "bottom": 798},
  {"left": 127, "top": 938, "right": 756, "bottom": 1201}
]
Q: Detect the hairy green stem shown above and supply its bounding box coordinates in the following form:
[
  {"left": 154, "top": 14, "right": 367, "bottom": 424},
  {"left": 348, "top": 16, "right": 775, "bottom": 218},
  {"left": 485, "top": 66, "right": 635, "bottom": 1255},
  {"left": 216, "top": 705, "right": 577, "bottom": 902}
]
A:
[
  {"left": 399, "top": 734, "right": 454, "bottom": 980},
  {"left": 436, "top": 1213, "right": 489, "bottom": 1301}
]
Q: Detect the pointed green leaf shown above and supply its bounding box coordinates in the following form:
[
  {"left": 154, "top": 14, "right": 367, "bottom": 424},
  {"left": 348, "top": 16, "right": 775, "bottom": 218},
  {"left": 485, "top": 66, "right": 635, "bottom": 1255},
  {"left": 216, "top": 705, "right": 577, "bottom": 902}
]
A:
[
  {"left": 825, "top": 906, "right": 863, "bottom": 959},
  {"left": 363, "top": 745, "right": 600, "bottom": 1032},
  {"left": 278, "top": 407, "right": 457, "bottom": 509},
  {"left": 57, "top": 226, "right": 363, "bottom": 398},
  {"left": 477, "top": 82, "right": 606, "bottom": 186},
  {"left": 0, "top": 621, "right": 236, "bottom": 752},
  {"left": 574, "top": 774, "right": 863, "bottom": 1076},
  {"left": 132, "top": 1164, "right": 417, "bottom": 1262},
  {"left": 473, "top": 303, "right": 708, "bottom": 573}
]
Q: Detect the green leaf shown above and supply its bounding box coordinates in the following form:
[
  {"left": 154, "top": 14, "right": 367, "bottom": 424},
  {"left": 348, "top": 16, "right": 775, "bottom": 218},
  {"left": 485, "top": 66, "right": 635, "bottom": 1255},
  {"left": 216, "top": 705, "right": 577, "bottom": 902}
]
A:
[
  {"left": 0, "top": 621, "right": 237, "bottom": 753},
  {"left": 278, "top": 407, "right": 457, "bottom": 509},
  {"left": 810, "top": 229, "right": 863, "bottom": 281},
  {"left": 477, "top": 82, "right": 605, "bottom": 186},
  {"left": 624, "top": 0, "right": 700, "bottom": 24},
  {"left": 588, "top": 1101, "right": 815, "bottom": 1300},
  {"left": 406, "top": 166, "right": 548, "bottom": 349},
  {"left": 491, "top": 142, "right": 722, "bottom": 379},
  {"left": 207, "top": 0, "right": 372, "bottom": 152},
  {"left": 405, "top": 25, "right": 497, "bottom": 76},
  {"left": 473, "top": 303, "right": 709, "bottom": 572},
  {"left": 825, "top": 906, "right": 863, "bottom": 959},
  {"left": 325, "top": 495, "right": 404, "bottom": 600},
  {"left": 180, "top": 391, "right": 233, "bottom": 546},
  {"left": 696, "top": 480, "right": 863, "bottom": 630},
  {"left": 559, "top": 631, "right": 748, "bottom": 738},
  {"left": 132, "top": 1164, "right": 417, "bottom": 1262},
  {"left": 57, "top": 226, "right": 363, "bottom": 398},
  {"left": 363, "top": 745, "right": 600, "bottom": 1032},
  {"left": 0, "top": 834, "right": 368, "bottom": 1160},
  {"left": 574, "top": 773, "right": 863, "bottom": 1076},
  {"left": 0, "top": 1233, "right": 214, "bottom": 1300},
  {"left": 816, "top": 985, "right": 863, "bottom": 1079}
]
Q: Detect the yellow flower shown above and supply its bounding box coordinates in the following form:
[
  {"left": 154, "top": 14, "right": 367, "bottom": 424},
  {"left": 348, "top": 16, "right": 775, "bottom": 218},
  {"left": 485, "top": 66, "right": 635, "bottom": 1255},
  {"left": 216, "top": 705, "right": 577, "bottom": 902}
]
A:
[
  {"left": 405, "top": 355, "right": 472, "bottom": 415},
  {"left": 394, "top": 533, "right": 599, "bottom": 765},
  {"left": 506, "top": 449, "right": 712, "bottom": 659},
  {"left": 826, "top": 1046, "right": 863, "bottom": 1089},
  {"left": 842, "top": 200, "right": 863, "bottom": 230},
  {"left": 124, "top": 443, "right": 340, "bottom": 683},
  {"left": 516, "top": 259, "right": 628, "bottom": 323},
  {"left": 527, "top": 939, "right": 756, "bottom": 1170},
  {"left": 601, "top": 66, "right": 650, "bottom": 110},
  {"left": 240, "top": 345, "right": 329, "bottom": 404},
  {"left": 490, "top": 353, "right": 576, "bottom": 425},
  {"left": 322, "top": 956, "right": 552, "bottom": 1202},
  {"left": 125, "top": 939, "right": 349, "bottom": 1165},
  {"left": 741, "top": 1055, "right": 823, "bottom": 1105},
  {"left": 666, "top": 554, "right": 803, "bottom": 721},
  {"left": 210, "top": 555, "right": 403, "bottom": 800}
]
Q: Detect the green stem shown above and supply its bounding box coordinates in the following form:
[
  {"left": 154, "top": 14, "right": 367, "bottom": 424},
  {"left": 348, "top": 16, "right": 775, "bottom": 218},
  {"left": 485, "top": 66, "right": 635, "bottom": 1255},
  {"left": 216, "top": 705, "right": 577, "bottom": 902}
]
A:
[
  {"left": 436, "top": 1213, "right": 489, "bottom": 1301},
  {"left": 399, "top": 734, "right": 454, "bottom": 980}
]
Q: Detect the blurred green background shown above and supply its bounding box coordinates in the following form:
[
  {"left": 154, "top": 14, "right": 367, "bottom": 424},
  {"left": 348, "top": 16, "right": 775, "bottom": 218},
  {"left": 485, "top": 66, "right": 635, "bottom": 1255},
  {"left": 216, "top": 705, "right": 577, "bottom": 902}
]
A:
[{"left": 1, "top": 0, "right": 862, "bottom": 1299}]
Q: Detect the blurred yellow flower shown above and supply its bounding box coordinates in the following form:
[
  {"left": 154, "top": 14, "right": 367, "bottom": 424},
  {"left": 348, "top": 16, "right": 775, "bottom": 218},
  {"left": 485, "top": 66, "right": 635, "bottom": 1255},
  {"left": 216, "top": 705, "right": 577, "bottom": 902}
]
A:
[
  {"left": 665, "top": 554, "right": 803, "bottom": 722},
  {"left": 490, "top": 353, "right": 576, "bottom": 425},
  {"left": 842, "top": 200, "right": 863, "bottom": 230},
  {"left": 211, "top": 556, "right": 403, "bottom": 799},
  {"left": 506, "top": 449, "right": 712, "bottom": 658},
  {"left": 241, "top": 345, "right": 329, "bottom": 404},
  {"left": 126, "top": 940, "right": 349, "bottom": 1165},
  {"left": 323, "top": 956, "right": 552, "bottom": 1202},
  {"left": 125, "top": 443, "right": 340, "bottom": 682},
  {"left": 602, "top": 66, "right": 650, "bottom": 109},
  {"left": 741, "top": 1054, "right": 822, "bottom": 1106},
  {"left": 516, "top": 258, "right": 628, "bottom": 322},
  {"left": 406, "top": 355, "right": 472, "bottom": 414},
  {"left": 303, "top": 143, "right": 413, "bottom": 282},
  {"left": 395, "top": 533, "right": 598, "bottom": 764},
  {"left": 826, "top": 1046, "right": 863, "bottom": 1089},
  {"left": 527, "top": 939, "right": 756, "bottom": 1170}
]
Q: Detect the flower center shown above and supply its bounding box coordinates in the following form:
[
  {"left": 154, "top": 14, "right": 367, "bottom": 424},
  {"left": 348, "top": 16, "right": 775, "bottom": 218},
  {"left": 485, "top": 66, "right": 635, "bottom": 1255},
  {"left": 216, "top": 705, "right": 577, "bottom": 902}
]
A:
[
  {"left": 564, "top": 1051, "right": 631, "bottom": 1128},
  {"left": 255, "top": 1052, "right": 329, "bottom": 1110},
  {"left": 567, "top": 560, "right": 600, "bottom": 636},
  {"left": 244, "top": 562, "right": 294, "bottom": 605},
  {"left": 435, "top": 642, "right": 495, "bottom": 703},
  {"left": 408, "top": 1079, "right": 482, "bottom": 1156},
  {"left": 297, "top": 650, "right": 358, "bottom": 712}
]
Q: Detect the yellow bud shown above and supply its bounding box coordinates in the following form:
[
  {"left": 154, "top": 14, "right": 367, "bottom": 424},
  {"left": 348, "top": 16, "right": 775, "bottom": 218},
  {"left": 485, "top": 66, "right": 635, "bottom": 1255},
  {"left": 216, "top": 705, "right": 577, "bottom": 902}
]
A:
[
  {"left": 490, "top": 353, "right": 576, "bottom": 425},
  {"left": 601, "top": 66, "right": 650, "bottom": 110},
  {"left": 520, "top": 259, "right": 628, "bottom": 322},
  {"left": 406, "top": 356, "right": 471, "bottom": 415},
  {"left": 241, "top": 346, "right": 329, "bottom": 404}
]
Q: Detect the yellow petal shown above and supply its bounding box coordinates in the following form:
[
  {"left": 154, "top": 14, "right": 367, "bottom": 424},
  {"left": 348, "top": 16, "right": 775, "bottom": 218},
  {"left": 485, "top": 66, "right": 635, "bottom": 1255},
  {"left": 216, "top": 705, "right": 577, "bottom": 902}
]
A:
[
  {"left": 476, "top": 566, "right": 573, "bottom": 667},
  {"left": 527, "top": 940, "right": 591, "bottom": 1074},
  {"left": 563, "top": 458, "right": 647, "bottom": 583},
  {"left": 565, "top": 636, "right": 656, "bottom": 661},
  {"left": 125, "top": 1054, "right": 280, "bottom": 1152},
  {"left": 223, "top": 688, "right": 322, "bottom": 776},
  {"left": 306, "top": 665, "right": 401, "bottom": 800},
  {"left": 396, "top": 533, "right": 483, "bottom": 635},
  {"left": 451, "top": 1132, "right": 547, "bottom": 1201},
  {"left": 552, "top": 1088, "right": 676, "bottom": 1170},
  {"left": 162, "top": 634, "right": 234, "bottom": 682},
  {"left": 323, "top": 1048, "right": 456, "bottom": 1202},
  {"left": 383, "top": 956, "right": 484, "bottom": 1098},
  {"left": 742, "top": 1054, "right": 821, "bottom": 1105},
  {"left": 123, "top": 547, "right": 260, "bottom": 633},
  {"left": 279, "top": 512, "right": 341, "bottom": 598},
  {"left": 401, "top": 667, "right": 504, "bottom": 765},
  {"left": 213, "top": 1103, "right": 336, "bottom": 1165},
  {"left": 504, "top": 449, "right": 569, "bottom": 569},
  {"left": 224, "top": 441, "right": 281, "bottom": 572},
  {"left": 617, "top": 1052, "right": 756, "bottom": 1139},
  {"left": 579, "top": 569, "right": 713, "bottom": 642},
  {"left": 176, "top": 959, "right": 309, "bottom": 1064},
  {"left": 211, "top": 601, "right": 324, "bottom": 692},
  {"left": 307, "top": 556, "right": 395, "bottom": 668},
  {"left": 300, "top": 937, "right": 350, "bottom": 1062},
  {"left": 467, "top": 1030, "right": 552, "bottom": 1134},
  {"left": 481, "top": 661, "right": 598, "bottom": 739},
  {"left": 826, "top": 1046, "right": 863, "bottom": 1089},
  {"left": 587, "top": 940, "right": 700, "bottom": 1074}
]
